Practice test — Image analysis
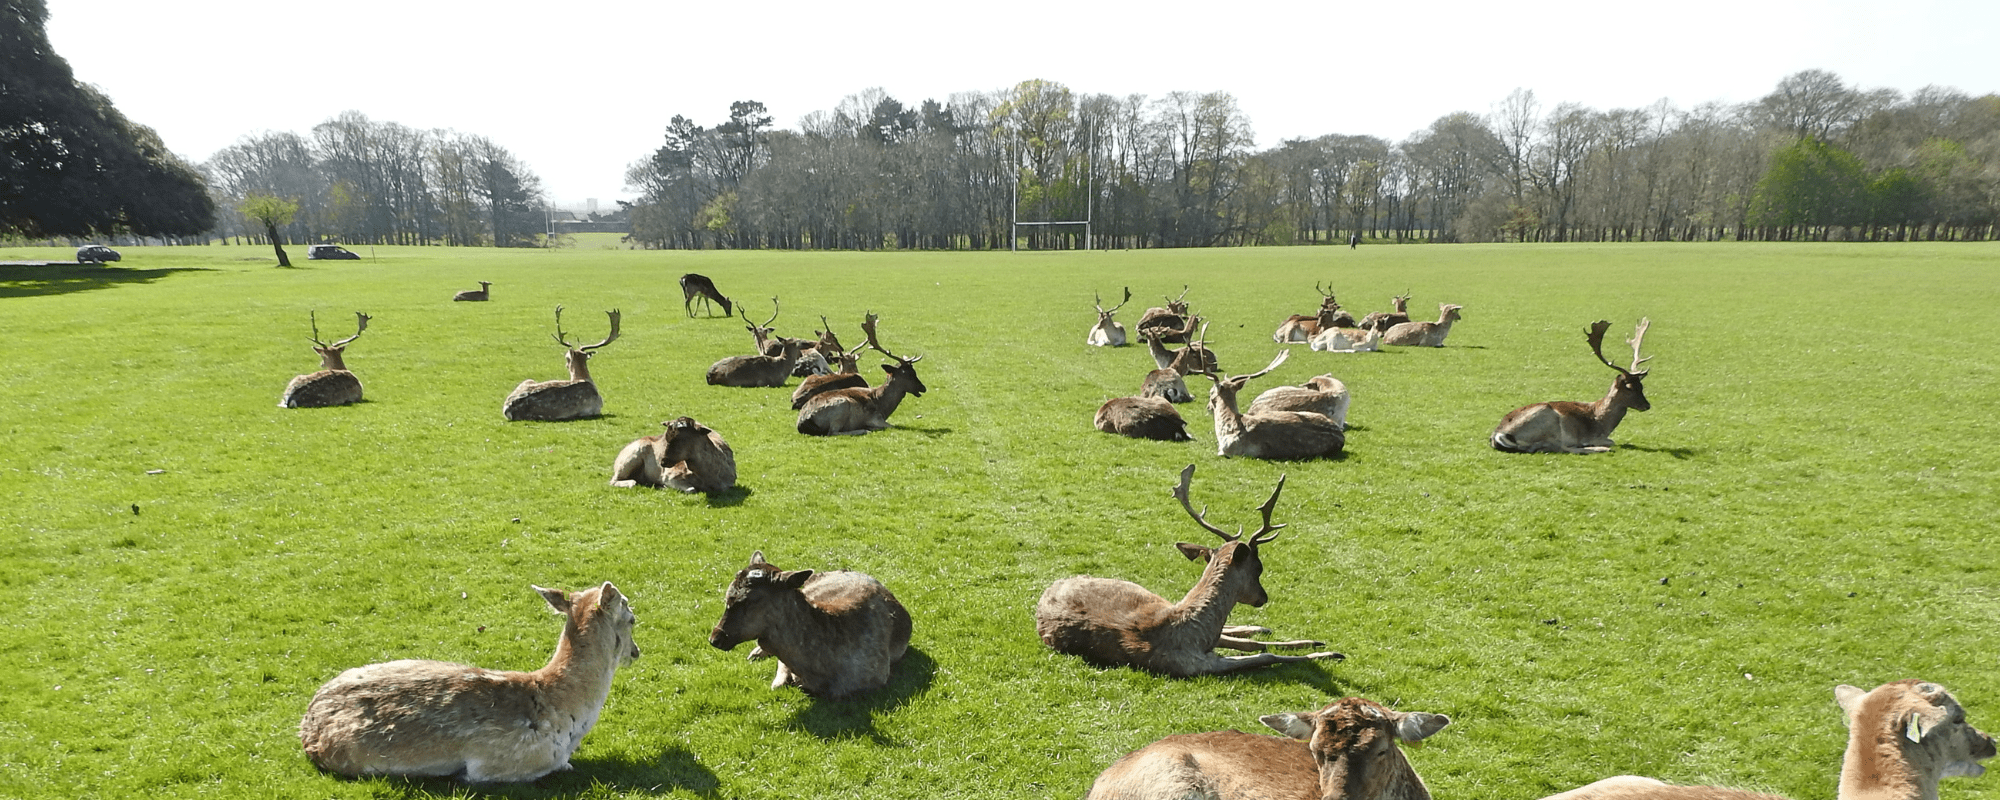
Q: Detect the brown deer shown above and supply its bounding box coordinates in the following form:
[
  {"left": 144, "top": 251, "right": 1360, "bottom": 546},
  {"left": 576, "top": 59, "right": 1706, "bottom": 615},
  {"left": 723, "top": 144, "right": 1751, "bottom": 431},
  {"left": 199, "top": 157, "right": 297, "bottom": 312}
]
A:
[
  {"left": 1086, "top": 696, "right": 1450, "bottom": 800},
  {"left": 708, "top": 551, "right": 912, "bottom": 700},
  {"left": 1274, "top": 283, "right": 1357, "bottom": 342},
  {"left": 608, "top": 416, "right": 738, "bottom": 493},
  {"left": 1381, "top": 303, "right": 1464, "bottom": 347},
  {"left": 299, "top": 583, "right": 639, "bottom": 783},
  {"left": 796, "top": 312, "right": 928, "bottom": 436},
  {"left": 1357, "top": 292, "right": 1412, "bottom": 332},
  {"left": 501, "top": 306, "right": 620, "bottom": 421},
  {"left": 680, "top": 273, "right": 733, "bottom": 317},
  {"left": 1141, "top": 368, "right": 1194, "bottom": 404},
  {"left": 1144, "top": 317, "right": 1220, "bottom": 376},
  {"left": 1136, "top": 285, "right": 1193, "bottom": 344},
  {"left": 1492, "top": 319, "right": 1651, "bottom": 454},
  {"left": 1537, "top": 680, "right": 1993, "bottom": 800},
  {"left": 1200, "top": 350, "right": 1346, "bottom": 460},
  {"left": 1094, "top": 396, "right": 1193, "bottom": 442},
  {"left": 791, "top": 337, "right": 870, "bottom": 409},
  {"left": 1034, "top": 464, "right": 1341, "bottom": 677},
  {"left": 1249, "top": 374, "right": 1350, "bottom": 430},
  {"left": 451, "top": 281, "right": 491, "bottom": 302},
  {"left": 708, "top": 299, "right": 826, "bottom": 387},
  {"left": 281, "top": 311, "right": 370, "bottom": 408},
  {"left": 1088, "top": 287, "right": 1133, "bottom": 347}
]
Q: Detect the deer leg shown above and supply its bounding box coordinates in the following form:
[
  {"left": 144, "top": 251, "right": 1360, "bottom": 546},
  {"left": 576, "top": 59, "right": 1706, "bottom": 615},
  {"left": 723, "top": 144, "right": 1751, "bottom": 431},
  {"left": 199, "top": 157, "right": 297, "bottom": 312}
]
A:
[
  {"left": 1217, "top": 633, "right": 1326, "bottom": 652},
  {"left": 1201, "top": 650, "right": 1345, "bottom": 675},
  {"left": 770, "top": 661, "right": 794, "bottom": 690},
  {"left": 746, "top": 644, "right": 771, "bottom": 660},
  {"left": 1221, "top": 625, "right": 1271, "bottom": 636}
]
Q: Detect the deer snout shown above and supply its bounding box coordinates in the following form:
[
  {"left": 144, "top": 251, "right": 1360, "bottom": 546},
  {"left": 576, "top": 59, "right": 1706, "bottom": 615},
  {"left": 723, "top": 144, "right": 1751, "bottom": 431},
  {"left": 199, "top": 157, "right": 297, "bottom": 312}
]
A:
[
  {"left": 708, "top": 625, "right": 743, "bottom": 651},
  {"left": 1973, "top": 728, "right": 1997, "bottom": 762}
]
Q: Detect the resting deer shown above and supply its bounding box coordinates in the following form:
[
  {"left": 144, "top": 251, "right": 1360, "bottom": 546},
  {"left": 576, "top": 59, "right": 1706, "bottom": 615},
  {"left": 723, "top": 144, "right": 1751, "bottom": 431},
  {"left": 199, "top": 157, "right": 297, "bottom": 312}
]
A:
[
  {"left": 792, "top": 336, "right": 870, "bottom": 409},
  {"left": 1141, "top": 368, "right": 1194, "bottom": 404},
  {"left": 451, "top": 281, "right": 491, "bottom": 302},
  {"left": 1249, "top": 374, "right": 1350, "bottom": 430},
  {"left": 1088, "top": 287, "right": 1133, "bottom": 347},
  {"left": 1137, "top": 285, "right": 1193, "bottom": 344},
  {"left": 501, "top": 306, "right": 620, "bottom": 421},
  {"left": 1311, "top": 325, "right": 1384, "bottom": 353},
  {"left": 1358, "top": 292, "right": 1411, "bottom": 332},
  {"left": 796, "top": 312, "right": 928, "bottom": 436},
  {"left": 708, "top": 550, "right": 912, "bottom": 700},
  {"left": 1035, "top": 464, "right": 1341, "bottom": 677},
  {"left": 708, "top": 299, "right": 826, "bottom": 387},
  {"left": 1087, "top": 696, "right": 1450, "bottom": 800},
  {"left": 1492, "top": 319, "right": 1651, "bottom": 454},
  {"left": 281, "top": 311, "right": 370, "bottom": 408},
  {"left": 1200, "top": 350, "right": 1346, "bottom": 460},
  {"left": 1095, "top": 396, "right": 1193, "bottom": 442},
  {"left": 609, "top": 416, "right": 738, "bottom": 493},
  {"left": 1381, "top": 303, "right": 1464, "bottom": 347},
  {"left": 1274, "top": 283, "right": 1357, "bottom": 342},
  {"left": 1145, "top": 317, "right": 1220, "bottom": 376},
  {"left": 680, "top": 273, "right": 733, "bottom": 317},
  {"left": 1537, "top": 680, "right": 1993, "bottom": 800},
  {"left": 299, "top": 583, "right": 639, "bottom": 783}
]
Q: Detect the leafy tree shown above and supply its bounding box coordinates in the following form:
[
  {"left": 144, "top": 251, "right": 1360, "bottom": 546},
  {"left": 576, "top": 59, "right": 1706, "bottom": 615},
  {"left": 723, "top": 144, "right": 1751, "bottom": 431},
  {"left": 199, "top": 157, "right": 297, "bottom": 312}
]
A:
[
  {"left": 239, "top": 195, "right": 299, "bottom": 266},
  {"left": 1749, "top": 138, "right": 1868, "bottom": 237}
]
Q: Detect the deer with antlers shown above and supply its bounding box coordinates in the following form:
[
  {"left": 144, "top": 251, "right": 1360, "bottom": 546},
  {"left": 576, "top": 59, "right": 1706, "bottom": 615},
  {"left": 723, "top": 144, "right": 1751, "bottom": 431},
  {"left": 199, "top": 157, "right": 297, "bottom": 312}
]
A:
[
  {"left": 796, "top": 312, "right": 928, "bottom": 436},
  {"left": 1036, "top": 465, "right": 1341, "bottom": 677},
  {"left": 1144, "top": 317, "right": 1220, "bottom": 376},
  {"left": 1274, "top": 283, "right": 1357, "bottom": 343},
  {"left": 281, "top": 311, "right": 371, "bottom": 408},
  {"left": 680, "top": 273, "right": 733, "bottom": 318},
  {"left": 1492, "top": 318, "right": 1653, "bottom": 454},
  {"left": 1381, "top": 303, "right": 1464, "bottom": 347},
  {"left": 1200, "top": 350, "right": 1346, "bottom": 460},
  {"left": 1136, "top": 285, "right": 1193, "bottom": 344},
  {"left": 1088, "top": 287, "right": 1133, "bottom": 347},
  {"left": 707, "top": 299, "right": 828, "bottom": 387},
  {"left": 451, "top": 281, "right": 491, "bottom": 302},
  {"left": 1357, "top": 292, "right": 1412, "bottom": 332},
  {"left": 608, "top": 416, "right": 738, "bottom": 493},
  {"left": 501, "top": 306, "right": 620, "bottom": 421},
  {"left": 792, "top": 335, "right": 870, "bottom": 409}
]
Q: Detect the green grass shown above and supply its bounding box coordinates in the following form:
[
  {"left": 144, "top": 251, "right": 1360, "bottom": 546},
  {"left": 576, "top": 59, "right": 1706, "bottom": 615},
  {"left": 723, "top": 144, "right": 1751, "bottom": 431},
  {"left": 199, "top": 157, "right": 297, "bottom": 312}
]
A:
[{"left": 1, "top": 240, "right": 1997, "bottom": 799}]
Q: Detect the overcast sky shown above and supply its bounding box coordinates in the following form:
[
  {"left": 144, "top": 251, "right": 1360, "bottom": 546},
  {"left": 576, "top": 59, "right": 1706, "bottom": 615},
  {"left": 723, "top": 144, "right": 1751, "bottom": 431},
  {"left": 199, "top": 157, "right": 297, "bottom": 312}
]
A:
[{"left": 45, "top": 0, "right": 2000, "bottom": 209}]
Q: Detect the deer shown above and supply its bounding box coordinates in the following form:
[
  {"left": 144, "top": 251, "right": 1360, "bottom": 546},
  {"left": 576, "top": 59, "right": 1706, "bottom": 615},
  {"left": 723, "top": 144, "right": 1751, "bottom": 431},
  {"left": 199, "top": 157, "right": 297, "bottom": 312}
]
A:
[
  {"left": 680, "top": 272, "right": 733, "bottom": 317},
  {"left": 298, "top": 582, "right": 640, "bottom": 783},
  {"left": 796, "top": 312, "right": 928, "bottom": 436},
  {"left": 1086, "top": 696, "right": 1450, "bottom": 800},
  {"left": 1094, "top": 396, "right": 1194, "bottom": 442},
  {"left": 707, "top": 299, "right": 826, "bottom": 387},
  {"left": 1199, "top": 350, "right": 1347, "bottom": 460},
  {"left": 1088, "top": 287, "right": 1133, "bottom": 347},
  {"left": 1491, "top": 318, "right": 1652, "bottom": 454},
  {"left": 1034, "top": 464, "right": 1342, "bottom": 677},
  {"left": 1310, "top": 325, "right": 1384, "bottom": 353},
  {"left": 608, "top": 416, "right": 738, "bottom": 493},
  {"left": 281, "top": 311, "right": 370, "bottom": 408},
  {"left": 1381, "top": 303, "right": 1464, "bottom": 347},
  {"left": 451, "top": 281, "right": 491, "bottom": 302},
  {"left": 501, "top": 306, "right": 620, "bottom": 421},
  {"left": 792, "top": 336, "right": 870, "bottom": 409},
  {"left": 1248, "top": 374, "right": 1350, "bottom": 430},
  {"left": 708, "top": 550, "right": 912, "bottom": 701},
  {"left": 1357, "top": 292, "right": 1412, "bottom": 332},
  {"left": 1274, "top": 283, "right": 1357, "bottom": 343},
  {"left": 1141, "top": 368, "right": 1195, "bottom": 404},
  {"left": 1536, "top": 680, "right": 1994, "bottom": 800},
  {"left": 1144, "top": 317, "right": 1220, "bottom": 376},
  {"left": 1137, "top": 285, "right": 1193, "bottom": 344}
]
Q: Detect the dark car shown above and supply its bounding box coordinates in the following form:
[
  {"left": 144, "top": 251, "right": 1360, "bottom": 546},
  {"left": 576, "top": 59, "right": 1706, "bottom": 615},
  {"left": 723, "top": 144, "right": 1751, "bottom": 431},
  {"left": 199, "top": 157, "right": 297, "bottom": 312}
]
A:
[
  {"left": 76, "top": 245, "right": 121, "bottom": 264},
  {"left": 308, "top": 244, "right": 361, "bottom": 260}
]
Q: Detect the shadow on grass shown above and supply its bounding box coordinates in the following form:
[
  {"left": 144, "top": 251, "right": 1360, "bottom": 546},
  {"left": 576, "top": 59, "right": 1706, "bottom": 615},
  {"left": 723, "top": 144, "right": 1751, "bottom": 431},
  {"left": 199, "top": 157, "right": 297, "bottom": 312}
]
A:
[
  {"left": 785, "top": 646, "right": 938, "bottom": 743},
  {"left": 894, "top": 424, "right": 953, "bottom": 438},
  {"left": 704, "top": 485, "right": 754, "bottom": 508},
  {"left": 1620, "top": 442, "right": 1698, "bottom": 459},
  {"left": 358, "top": 744, "right": 723, "bottom": 798},
  {"left": 505, "top": 413, "right": 620, "bottom": 424},
  {"left": 0, "top": 264, "right": 213, "bottom": 299}
]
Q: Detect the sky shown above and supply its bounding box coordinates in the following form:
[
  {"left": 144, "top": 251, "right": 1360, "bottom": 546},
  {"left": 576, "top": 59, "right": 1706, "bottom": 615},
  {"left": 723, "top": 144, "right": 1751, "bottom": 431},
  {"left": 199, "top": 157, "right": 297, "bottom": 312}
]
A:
[{"left": 44, "top": 0, "right": 2000, "bottom": 210}]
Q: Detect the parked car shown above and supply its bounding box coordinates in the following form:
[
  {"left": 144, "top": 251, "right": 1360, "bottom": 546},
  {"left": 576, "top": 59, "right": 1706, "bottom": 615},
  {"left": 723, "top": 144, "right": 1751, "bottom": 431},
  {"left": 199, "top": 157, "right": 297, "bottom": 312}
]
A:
[
  {"left": 76, "top": 245, "right": 121, "bottom": 264},
  {"left": 308, "top": 244, "right": 361, "bottom": 260}
]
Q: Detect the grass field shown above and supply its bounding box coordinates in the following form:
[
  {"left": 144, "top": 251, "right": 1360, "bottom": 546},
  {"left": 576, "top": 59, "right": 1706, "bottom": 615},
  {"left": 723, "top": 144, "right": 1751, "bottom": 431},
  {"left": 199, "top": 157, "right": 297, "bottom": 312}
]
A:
[{"left": 1, "top": 239, "right": 1997, "bottom": 800}]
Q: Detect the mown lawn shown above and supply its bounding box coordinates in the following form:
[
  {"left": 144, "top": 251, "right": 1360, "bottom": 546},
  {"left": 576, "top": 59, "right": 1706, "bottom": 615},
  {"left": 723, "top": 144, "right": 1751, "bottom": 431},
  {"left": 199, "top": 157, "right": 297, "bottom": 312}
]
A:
[{"left": 1, "top": 240, "right": 1996, "bottom": 799}]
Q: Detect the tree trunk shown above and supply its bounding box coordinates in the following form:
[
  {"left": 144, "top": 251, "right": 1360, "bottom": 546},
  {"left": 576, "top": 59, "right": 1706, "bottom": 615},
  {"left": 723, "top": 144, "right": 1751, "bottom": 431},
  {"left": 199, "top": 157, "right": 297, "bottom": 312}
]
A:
[{"left": 265, "top": 222, "right": 291, "bottom": 267}]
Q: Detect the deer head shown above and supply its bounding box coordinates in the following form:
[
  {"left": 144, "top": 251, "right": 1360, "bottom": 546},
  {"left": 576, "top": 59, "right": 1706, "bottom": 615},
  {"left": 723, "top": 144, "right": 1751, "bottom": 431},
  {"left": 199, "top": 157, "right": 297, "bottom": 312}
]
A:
[
  {"left": 307, "top": 310, "right": 370, "bottom": 371},
  {"left": 815, "top": 315, "right": 844, "bottom": 353},
  {"left": 1586, "top": 318, "right": 1651, "bottom": 411},
  {"left": 1170, "top": 463, "right": 1286, "bottom": 607},
  {"left": 1165, "top": 285, "right": 1191, "bottom": 316},
  {"left": 1392, "top": 292, "right": 1411, "bottom": 313},
  {"left": 1315, "top": 282, "right": 1339, "bottom": 309},
  {"left": 551, "top": 305, "right": 620, "bottom": 379},
  {"left": 861, "top": 311, "right": 926, "bottom": 396},
  {"left": 1095, "top": 287, "right": 1132, "bottom": 323},
  {"left": 741, "top": 298, "right": 781, "bottom": 350}
]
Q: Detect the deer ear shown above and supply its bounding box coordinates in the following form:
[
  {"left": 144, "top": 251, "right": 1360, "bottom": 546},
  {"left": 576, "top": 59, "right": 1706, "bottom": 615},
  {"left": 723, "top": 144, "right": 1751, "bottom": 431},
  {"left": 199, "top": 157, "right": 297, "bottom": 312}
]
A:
[
  {"left": 598, "top": 582, "right": 623, "bottom": 605},
  {"left": 1907, "top": 712, "right": 1935, "bottom": 744},
  {"left": 1261, "top": 712, "right": 1317, "bottom": 740},
  {"left": 1175, "top": 542, "right": 1214, "bottom": 562},
  {"left": 534, "top": 585, "right": 571, "bottom": 614},
  {"left": 778, "top": 569, "right": 814, "bottom": 589},
  {"left": 1835, "top": 684, "right": 1868, "bottom": 718},
  {"left": 1396, "top": 712, "right": 1450, "bottom": 741},
  {"left": 880, "top": 363, "right": 897, "bottom": 375},
  {"left": 748, "top": 550, "right": 768, "bottom": 568}
]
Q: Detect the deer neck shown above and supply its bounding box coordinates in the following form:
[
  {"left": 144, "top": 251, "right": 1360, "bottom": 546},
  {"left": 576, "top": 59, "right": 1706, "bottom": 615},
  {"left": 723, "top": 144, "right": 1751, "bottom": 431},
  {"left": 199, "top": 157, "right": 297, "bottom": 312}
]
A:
[
  {"left": 534, "top": 617, "right": 621, "bottom": 711},
  {"left": 1839, "top": 735, "right": 1934, "bottom": 800},
  {"left": 1319, "top": 747, "right": 1428, "bottom": 800},
  {"left": 1589, "top": 380, "right": 1636, "bottom": 428},
  {"left": 316, "top": 348, "right": 348, "bottom": 371},
  {"left": 1209, "top": 386, "right": 1247, "bottom": 437},
  {"left": 870, "top": 371, "right": 916, "bottom": 416},
  {"left": 565, "top": 350, "right": 594, "bottom": 382},
  {"left": 1145, "top": 335, "right": 1175, "bottom": 370},
  {"left": 1167, "top": 546, "right": 1250, "bottom": 634}
]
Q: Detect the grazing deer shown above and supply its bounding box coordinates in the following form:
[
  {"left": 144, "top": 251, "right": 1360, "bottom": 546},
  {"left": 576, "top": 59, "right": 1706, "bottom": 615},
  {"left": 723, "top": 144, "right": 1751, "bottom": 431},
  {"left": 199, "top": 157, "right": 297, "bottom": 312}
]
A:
[
  {"left": 281, "top": 311, "right": 370, "bottom": 408},
  {"left": 1088, "top": 287, "right": 1133, "bottom": 347},
  {"left": 680, "top": 273, "right": 733, "bottom": 317},
  {"left": 1137, "top": 285, "right": 1193, "bottom": 344},
  {"left": 1358, "top": 292, "right": 1412, "bottom": 332},
  {"left": 1537, "top": 680, "right": 1994, "bottom": 800},
  {"left": 1035, "top": 464, "right": 1341, "bottom": 677},
  {"left": 1200, "top": 350, "right": 1346, "bottom": 460},
  {"left": 1492, "top": 319, "right": 1652, "bottom": 454},
  {"left": 1310, "top": 325, "right": 1384, "bottom": 353},
  {"left": 796, "top": 312, "right": 928, "bottom": 436},
  {"left": 708, "top": 551, "right": 912, "bottom": 700},
  {"left": 1249, "top": 374, "right": 1350, "bottom": 430},
  {"left": 1274, "top": 283, "right": 1357, "bottom": 343},
  {"left": 451, "top": 281, "right": 491, "bottom": 302},
  {"left": 609, "top": 416, "right": 738, "bottom": 493},
  {"left": 299, "top": 583, "right": 640, "bottom": 783},
  {"left": 501, "top": 306, "right": 620, "bottom": 421},
  {"left": 1145, "top": 318, "right": 1220, "bottom": 376},
  {"left": 1087, "top": 696, "right": 1450, "bottom": 800},
  {"left": 1141, "top": 368, "right": 1194, "bottom": 404},
  {"left": 1095, "top": 396, "right": 1194, "bottom": 442},
  {"left": 1381, "top": 303, "right": 1464, "bottom": 347},
  {"left": 792, "top": 337, "right": 870, "bottom": 409}
]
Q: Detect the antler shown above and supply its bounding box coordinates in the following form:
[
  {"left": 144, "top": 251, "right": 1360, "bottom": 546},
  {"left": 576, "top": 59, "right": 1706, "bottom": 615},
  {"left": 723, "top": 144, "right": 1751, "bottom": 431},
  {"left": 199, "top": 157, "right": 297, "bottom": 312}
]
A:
[
  {"left": 550, "top": 305, "right": 572, "bottom": 348},
  {"left": 816, "top": 315, "right": 844, "bottom": 352},
  {"left": 859, "top": 311, "right": 922, "bottom": 364},
  {"left": 1626, "top": 317, "right": 1652, "bottom": 376},
  {"left": 761, "top": 297, "right": 780, "bottom": 329},
  {"left": 578, "top": 309, "right": 621, "bottom": 351},
  {"left": 1315, "top": 281, "right": 1338, "bottom": 303},
  {"left": 1096, "top": 287, "right": 1131, "bottom": 314},
  {"left": 1171, "top": 464, "right": 1288, "bottom": 545},
  {"left": 330, "top": 311, "right": 370, "bottom": 348},
  {"left": 1584, "top": 320, "right": 1629, "bottom": 374},
  {"left": 1234, "top": 349, "right": 1289, "bottom": 383},
  {"left": 1169, "top": 285, "right": 1190, "bottom": 304}
]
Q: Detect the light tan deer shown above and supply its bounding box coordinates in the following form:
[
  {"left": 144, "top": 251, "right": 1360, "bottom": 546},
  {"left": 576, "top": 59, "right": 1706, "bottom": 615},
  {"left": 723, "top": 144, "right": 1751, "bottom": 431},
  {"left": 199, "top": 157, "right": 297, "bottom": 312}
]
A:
[
  {"left": 1249, "top": 374, "right": 1350, "bottom": 430},
  {"left": 451, "top": 281, "right": 490, "bottom": 302},
  {"left": 608, "top": 416, "right": 738, "bottom": 493},
  {"left": 1141, "top": 368, "right": 1195, "bottom": 404},
  {"left": 708, "top": 550, "right": 912, "bottom": 700},
  {"left": 1200, "top": 350, "right": 1346, "bottom": 460},
  {"left": 501, "top": 306, "right": 620, "bottom": 421},
  {"left": 796, "top": 312, "right": 928, "bottom": 436},
  {"left": 1275, "top": 283, "right": 1357, "bottom": 342},
  {"left": 1311, "top": 325, "right": 1384, "bottom": 353},
  {"left": 1492, "top": 319, "right": 1652, "bottom": 454},
  {"left": 1537, "top": 680, "right": 1994, "bottom": 800},
  {"left": 1137, "top": 285, "right": 1193, "bottom": 344},
  {"left": 1382, "top": 303, "right": 1464, "bottom": 347},
  {"left": 1358, "top": 292, "right": 1411, "bottom": 332},
  {"left": 1089, "top": 287, "right": 1133, "bottom": 347},
  {"left": 1094, "top": 396, "right": 1193, "bottom": 442},
  {"left": 1035, "top": 464, "right": 1341, "bottom": 677},
  {"left": 281, "top": 311, "right": 370, "bottom": 408},
  {"left": 299, "top": 583, "right": 640, "bottom": 783},
  {"left": 1087, "top": 696, "right": 1450, "bottom": 800}
]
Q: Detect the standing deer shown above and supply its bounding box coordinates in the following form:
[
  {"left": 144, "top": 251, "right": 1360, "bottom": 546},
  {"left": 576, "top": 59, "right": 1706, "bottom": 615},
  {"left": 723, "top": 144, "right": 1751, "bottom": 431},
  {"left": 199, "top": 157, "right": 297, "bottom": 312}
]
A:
[
  {"left": 1088, "top": 287, "right": 1133, "bottom": 347},
  {"left": 796, "top": 312, "right": 928, "bottom": 436},
  {"left": 1094, "top": 396, "right": 1193, "bottom": 442},
  {"left": 1035, "top": 464, "right": 1342, "bottom": 677},
  {"left": 1381, "top": 303, "right": 1464, "bottom": 347},
  {"left": 680, "top": 273, "right": 733, "bottom": 317},
  {"left": 1249, "top": 374, "right": 1350, "bottom": 430},
  {"left": 1357, "top": 292, "right": 1411, "bottom": 332},
  {"left": 608, "top": 416, "right": 738, "bottom": 493},
  {"left": 281, "top": 311, "right": 370, "bottom": 408},
  {"left": 1137, "top": 285, "right": 1193, "bottom": 344},
  {"left": 1492, "top": 319, "right": 1651, "bottom": 454},
  {"left": 501, "top": 306, "right": 620, "bottom": 421},
  {"left": 1274, "top": 283, "right": 1356, "bottom": 342},
  {"left": 708, "top": 551, "right": 912, "bottom": 700},
  {"left": 1087, "top": 696, "right": 1450, "bottom": 800},
  {"left": 1201, "top": 350, "right": 1346, "bottom": 460},
  {"left": 299, "top": 582, "right": 640, "bottom": 783},
  {"left": 451, "top": 281, "right": 491, "bottom": 302}
]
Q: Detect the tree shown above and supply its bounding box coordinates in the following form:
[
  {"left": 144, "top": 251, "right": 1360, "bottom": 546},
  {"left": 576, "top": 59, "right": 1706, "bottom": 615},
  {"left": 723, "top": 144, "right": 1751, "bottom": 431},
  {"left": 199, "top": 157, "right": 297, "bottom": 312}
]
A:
[
  {"left": 1749, "top": 138, "right": 1868, "bottom": 238},
  {"left": 1753, "top": 70, "right": 1864, "bottom": 141},
  {"left": 239, "top": 195, "right": 299, "bottom": 266}
]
